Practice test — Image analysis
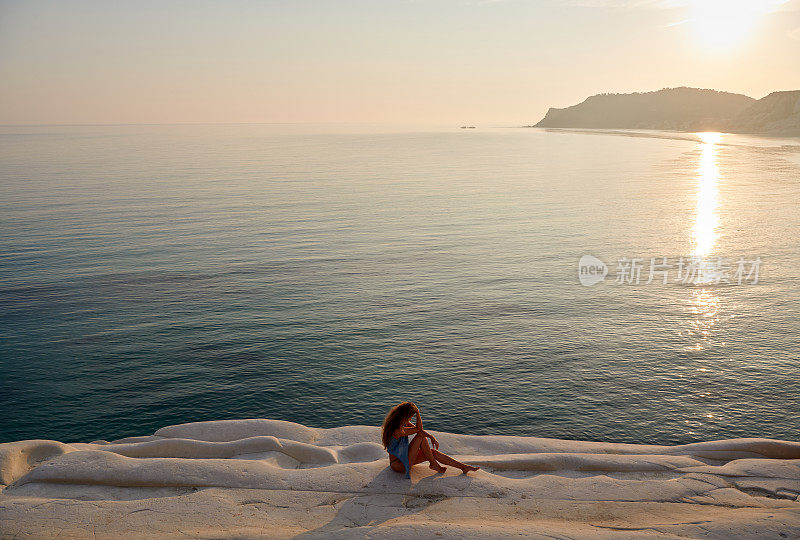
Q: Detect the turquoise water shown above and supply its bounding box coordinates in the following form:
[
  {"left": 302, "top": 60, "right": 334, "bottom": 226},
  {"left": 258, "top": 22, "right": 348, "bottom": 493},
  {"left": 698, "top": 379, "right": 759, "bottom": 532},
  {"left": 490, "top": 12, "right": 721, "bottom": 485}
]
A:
[{"left": 1, "top": 124, "right": 799, "bottom": 444}]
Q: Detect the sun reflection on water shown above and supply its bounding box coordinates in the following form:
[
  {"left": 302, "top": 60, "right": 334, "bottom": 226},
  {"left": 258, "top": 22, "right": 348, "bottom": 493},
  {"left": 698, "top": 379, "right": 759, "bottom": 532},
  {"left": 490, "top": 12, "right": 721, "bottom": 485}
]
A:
[
  {"left": 684, "top": 288, "right": 719, "bottom": 351},
  {"left": 685, "top": 133, "right": 723, "bottom": 352},
  {"left": 692, "top": 132, "right": 721, "bottom": 258}
]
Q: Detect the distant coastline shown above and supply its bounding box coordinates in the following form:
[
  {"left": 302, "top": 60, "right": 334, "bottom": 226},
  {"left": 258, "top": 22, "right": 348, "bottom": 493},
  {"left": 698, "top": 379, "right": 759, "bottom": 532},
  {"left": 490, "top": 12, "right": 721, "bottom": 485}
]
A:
[{"left": 528, "top": 87, "right": 800, "bottom": 137}]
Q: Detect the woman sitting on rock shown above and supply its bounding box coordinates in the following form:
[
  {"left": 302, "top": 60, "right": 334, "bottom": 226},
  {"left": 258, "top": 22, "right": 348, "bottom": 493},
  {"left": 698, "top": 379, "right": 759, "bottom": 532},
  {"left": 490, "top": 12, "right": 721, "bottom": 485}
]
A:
[{"left": 382, "top": 401, "right": 479, "bottom": 478}]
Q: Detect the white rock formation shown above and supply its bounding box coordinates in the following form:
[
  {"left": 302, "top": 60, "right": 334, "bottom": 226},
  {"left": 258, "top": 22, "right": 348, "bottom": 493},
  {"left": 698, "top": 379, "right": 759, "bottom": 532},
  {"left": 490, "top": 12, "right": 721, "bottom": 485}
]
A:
[{"left": 1, "top": 419, "right": 799, "bottom": 538}]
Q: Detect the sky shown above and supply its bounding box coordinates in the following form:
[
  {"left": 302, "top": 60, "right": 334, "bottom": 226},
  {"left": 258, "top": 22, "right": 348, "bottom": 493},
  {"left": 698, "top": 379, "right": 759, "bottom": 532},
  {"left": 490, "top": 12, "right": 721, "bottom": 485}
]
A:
[{"left": 1, "top": 0, "right": 799, "bottom": 125}]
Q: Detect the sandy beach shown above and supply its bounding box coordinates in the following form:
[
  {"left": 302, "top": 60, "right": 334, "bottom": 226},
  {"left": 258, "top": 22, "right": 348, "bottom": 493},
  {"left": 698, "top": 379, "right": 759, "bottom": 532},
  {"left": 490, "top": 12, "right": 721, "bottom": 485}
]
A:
[{"left": 2, "top": 419, "right": 799, "bottom": 538}]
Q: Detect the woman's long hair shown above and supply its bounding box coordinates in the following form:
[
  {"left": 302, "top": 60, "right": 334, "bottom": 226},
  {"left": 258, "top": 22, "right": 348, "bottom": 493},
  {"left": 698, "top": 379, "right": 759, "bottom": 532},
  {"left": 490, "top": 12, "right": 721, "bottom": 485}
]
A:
[{"left": 381, "top": 401, "right": 416, "bottom": 449}]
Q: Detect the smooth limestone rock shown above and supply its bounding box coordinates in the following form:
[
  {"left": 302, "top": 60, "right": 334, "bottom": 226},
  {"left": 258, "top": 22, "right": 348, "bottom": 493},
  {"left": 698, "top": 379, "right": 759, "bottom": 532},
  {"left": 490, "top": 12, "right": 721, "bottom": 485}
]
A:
[
  {"left": 154, "top": 419, "right": 319, "bottom": 443},
  {"left": 1, "top": 419, "right": 799, "bottom": 538},
  {"left": 0, "top": 440, "right": 75, "bottom": 485}
]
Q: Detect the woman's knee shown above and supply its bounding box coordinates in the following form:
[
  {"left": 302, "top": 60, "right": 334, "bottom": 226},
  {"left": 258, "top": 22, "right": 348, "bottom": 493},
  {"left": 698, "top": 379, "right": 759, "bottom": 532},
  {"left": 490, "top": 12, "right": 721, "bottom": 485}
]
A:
[{"left": 411, "top": 434, "right": 429, "bottom": 447}]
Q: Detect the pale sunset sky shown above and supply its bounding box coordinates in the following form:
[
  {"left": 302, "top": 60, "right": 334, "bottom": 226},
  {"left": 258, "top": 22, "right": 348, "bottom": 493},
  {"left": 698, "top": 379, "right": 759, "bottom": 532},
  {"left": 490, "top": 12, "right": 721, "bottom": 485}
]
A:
[{"left": 1, "top": 0, "right": 799, "bottom": 125}]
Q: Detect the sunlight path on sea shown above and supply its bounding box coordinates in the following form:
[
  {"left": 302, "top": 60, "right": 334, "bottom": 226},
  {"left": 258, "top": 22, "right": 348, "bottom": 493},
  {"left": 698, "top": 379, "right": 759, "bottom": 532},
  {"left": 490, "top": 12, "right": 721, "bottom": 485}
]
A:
[
  {"left": 686, "top": 132, "right": 722, "bottom": 353},
  {"left": 692, "top": 132, "right": 721, "bottom": 259}
]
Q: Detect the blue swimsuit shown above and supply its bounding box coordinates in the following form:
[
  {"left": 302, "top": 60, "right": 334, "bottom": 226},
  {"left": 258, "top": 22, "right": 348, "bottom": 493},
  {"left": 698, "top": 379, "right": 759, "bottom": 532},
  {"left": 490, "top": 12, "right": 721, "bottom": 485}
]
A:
[{"left": 387, "top": 435, "right": 411, "bottom": 478}]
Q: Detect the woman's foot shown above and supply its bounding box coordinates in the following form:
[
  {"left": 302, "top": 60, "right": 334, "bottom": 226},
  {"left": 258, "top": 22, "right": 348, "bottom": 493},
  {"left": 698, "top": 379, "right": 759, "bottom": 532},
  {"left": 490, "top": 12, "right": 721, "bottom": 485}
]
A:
[
  {"left": 459, "top": 464, "right": 480, "bottom": 474},
  {"left": 429, "top": 463, "right": 447, "bottom": 473}
]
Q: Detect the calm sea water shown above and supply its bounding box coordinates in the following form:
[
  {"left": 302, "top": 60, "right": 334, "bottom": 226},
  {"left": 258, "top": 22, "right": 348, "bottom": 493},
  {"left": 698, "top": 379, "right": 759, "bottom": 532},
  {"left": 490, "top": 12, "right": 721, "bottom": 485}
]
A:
[{"left": 1, "top": 124, "right": 799, "bottom": 445}]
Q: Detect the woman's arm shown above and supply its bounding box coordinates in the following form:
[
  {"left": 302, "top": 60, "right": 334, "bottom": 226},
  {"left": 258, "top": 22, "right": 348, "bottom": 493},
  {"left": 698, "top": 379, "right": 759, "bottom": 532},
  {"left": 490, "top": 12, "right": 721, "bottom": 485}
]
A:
[
  {"left": 412, "top": 405, "right": 438, "bottom": 447},
  {"left": 393, "top": 403, "right": 423, "bottom": 438},
  {"left": 421, "top": 429, "right": 439, "bottom": 449},
  {"left": 391, "top": 404, "right": 437, "bottom": 446},
  {"left": 410, "top": 406, "right": 439, "bottom": 448},
  {"left": 393, "top": 423, "right": 422, "bottom": 437},
  {"left": 393, "top": 424, "right": 439, "bottom": 448}
]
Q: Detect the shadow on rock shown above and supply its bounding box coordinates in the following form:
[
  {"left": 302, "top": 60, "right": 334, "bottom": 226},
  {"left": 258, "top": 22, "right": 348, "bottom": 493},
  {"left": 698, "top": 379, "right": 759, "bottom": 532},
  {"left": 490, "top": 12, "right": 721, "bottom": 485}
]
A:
[{"left": 295, "top": 466, "right": 474, "bottom": 538}]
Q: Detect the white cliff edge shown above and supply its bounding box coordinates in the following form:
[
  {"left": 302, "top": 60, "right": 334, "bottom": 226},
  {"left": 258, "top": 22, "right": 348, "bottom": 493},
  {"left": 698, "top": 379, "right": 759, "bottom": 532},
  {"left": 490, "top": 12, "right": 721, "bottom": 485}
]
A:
[{"left": 1, "top": 419, "right": 799, "bottom": 538}]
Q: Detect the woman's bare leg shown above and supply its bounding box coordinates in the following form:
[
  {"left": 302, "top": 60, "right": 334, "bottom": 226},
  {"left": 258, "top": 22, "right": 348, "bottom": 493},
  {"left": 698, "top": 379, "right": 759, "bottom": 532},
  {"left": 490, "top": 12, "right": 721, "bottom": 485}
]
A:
[
  {"left": 409, "top": 434, "right": 446, "bottom": 473},
  {"left": 432, "top": 449, "right": 480, "bottom": 473}
]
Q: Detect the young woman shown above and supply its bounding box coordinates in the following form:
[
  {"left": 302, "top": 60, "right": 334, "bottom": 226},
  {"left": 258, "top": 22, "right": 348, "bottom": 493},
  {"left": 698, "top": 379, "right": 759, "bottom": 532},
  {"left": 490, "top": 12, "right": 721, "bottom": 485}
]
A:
[{"left": 381, "top": 401, "right": 479, "bottom": 477}]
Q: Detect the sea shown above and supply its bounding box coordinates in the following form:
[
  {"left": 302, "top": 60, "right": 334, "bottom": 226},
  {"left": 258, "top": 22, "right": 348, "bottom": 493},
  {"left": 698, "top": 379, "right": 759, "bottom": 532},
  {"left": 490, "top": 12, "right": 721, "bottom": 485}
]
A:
[{"left": 1, "top": 124, "right": 799, "bottom": 445}]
